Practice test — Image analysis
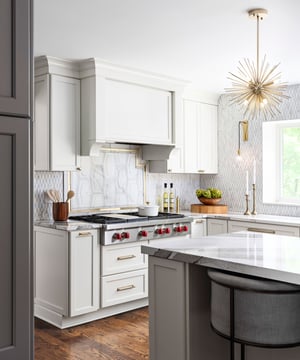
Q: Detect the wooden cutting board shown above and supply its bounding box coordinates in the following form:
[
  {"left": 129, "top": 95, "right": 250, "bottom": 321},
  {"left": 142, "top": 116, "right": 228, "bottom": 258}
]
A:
[{"left": 191, "top": 204, "right": 228, "bottom": 214}]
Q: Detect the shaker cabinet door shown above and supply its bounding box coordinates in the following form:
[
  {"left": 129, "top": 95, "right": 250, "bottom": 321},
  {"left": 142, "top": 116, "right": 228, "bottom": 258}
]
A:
[
  {"left": 183, "top": 100, "right": 218, "bottom": 174},
  {"left": 0, "top": 0, "right": 31, "bottom": 117},
  {"left": 0, "top": 117, "right": 32, "bottom": 360}
]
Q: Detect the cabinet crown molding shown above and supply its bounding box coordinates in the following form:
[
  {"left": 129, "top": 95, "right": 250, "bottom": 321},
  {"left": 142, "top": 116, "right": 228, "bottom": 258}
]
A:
[
  {"left": 79, "top": 58, "right": 189, "bottom": 90},
  {"left": 34, "top": 56, "right": 81, "bottom": 78}
]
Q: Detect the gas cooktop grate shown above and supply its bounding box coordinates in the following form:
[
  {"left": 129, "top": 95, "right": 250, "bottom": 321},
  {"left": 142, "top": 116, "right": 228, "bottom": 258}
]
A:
[{"left": 69, "top": 212, "right": 185, "bottom": 224}]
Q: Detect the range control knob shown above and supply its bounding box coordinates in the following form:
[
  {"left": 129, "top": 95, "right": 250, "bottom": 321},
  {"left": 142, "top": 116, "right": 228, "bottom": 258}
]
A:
[
  {"left": 174, "top": 226, "right": 182, "bottom": 233},
  {"left": 165, "top": 227, "right": 171, "bottom": 234},
  {"left": 113, "top": 232, "right": 122, "bottom": 240},
  {"left": 121, "top": 232, "right": 130, "bottom": 239},
  {"left": 155, "top": 228, "right": 164, "bottom": 235},
  {"left": 139, "top": 230, "right": 148, "bottom": 237},
  {"left": 182, "top": 225, "right": 188, "bottom": 232}
]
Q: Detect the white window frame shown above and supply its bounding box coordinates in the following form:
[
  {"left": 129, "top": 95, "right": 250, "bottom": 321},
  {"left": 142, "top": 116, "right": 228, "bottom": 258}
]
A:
[{"left": 263, "top": 119, "right": 300, "bottom": 206}]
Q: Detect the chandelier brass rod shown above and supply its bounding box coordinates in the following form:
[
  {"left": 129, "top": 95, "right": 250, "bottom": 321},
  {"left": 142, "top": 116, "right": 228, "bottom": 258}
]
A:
[{"left": 256, "top": 14, "right": 260, "bottom": 79}]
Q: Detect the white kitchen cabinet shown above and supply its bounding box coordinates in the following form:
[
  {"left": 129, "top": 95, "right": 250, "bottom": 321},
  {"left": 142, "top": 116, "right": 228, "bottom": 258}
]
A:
[
  {"left": 34, "top": 56, "right": 80, "bottom": 171},
  {"left": 207, "top": 218, "right": 228, "bottom": 235},
  {"left": 101, "top": 269, "right": 148, "bottom": 308},
  {"left": 191, "top": 218, "right": 207, "bottom": 237},
  {"left": 80, "top": 58, "right": 187, "bottom": 155},
  {"left": 228, "top": 220, "right": 300, "bottom": 237},
  {"left": 101, "top": 241, "right": 148, "bottom": 276},
  {"left": 34, "top": 227, "right": 100, "bottom": 317},
  {"left": 101, "top": 241, "right": 148, "bottom": 308},
  {"left": 69, "top": 230, "right": 100, "bottom": 316},
  {"left": 183, "top": 99, "right": 218, "bottom": 174}
]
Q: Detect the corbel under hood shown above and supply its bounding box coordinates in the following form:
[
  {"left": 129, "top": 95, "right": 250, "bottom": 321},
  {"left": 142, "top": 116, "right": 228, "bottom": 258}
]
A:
[{"left": 141, "top": 144, "right": 175, "bottom": 161}]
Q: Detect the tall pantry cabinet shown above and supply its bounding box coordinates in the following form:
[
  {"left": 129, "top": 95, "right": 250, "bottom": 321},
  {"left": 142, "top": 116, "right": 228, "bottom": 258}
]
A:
[{"left": 0, "top": 1, "right": 33, "bottom": 359}]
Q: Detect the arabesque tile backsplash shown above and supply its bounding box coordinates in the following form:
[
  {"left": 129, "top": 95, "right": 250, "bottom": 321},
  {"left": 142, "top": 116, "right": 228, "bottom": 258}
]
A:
[{"left": 201, "top": 84, "right": 300, "bottom": 217}]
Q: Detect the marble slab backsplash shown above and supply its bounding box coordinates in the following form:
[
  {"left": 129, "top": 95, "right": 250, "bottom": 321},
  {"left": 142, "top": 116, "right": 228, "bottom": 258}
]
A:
[{"left": 34, "top": 152, "right": 201, "bottom": 220}]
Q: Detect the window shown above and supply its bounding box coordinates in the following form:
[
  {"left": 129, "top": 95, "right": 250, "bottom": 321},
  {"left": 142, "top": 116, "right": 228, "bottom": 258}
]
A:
[{"left": 263, "top": 119, "right": 300, "bottom": 205}]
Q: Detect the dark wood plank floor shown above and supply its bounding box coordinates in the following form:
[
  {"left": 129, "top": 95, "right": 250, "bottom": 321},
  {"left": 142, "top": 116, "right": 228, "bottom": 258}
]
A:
[{"left": 35, "top": 307, "right": 149, "bottom": 360}]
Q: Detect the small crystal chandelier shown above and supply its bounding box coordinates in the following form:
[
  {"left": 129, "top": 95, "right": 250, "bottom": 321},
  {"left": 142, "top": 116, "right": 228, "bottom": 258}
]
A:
[{"left": 226, "top": 9, "right": 289, "bottom": 119}]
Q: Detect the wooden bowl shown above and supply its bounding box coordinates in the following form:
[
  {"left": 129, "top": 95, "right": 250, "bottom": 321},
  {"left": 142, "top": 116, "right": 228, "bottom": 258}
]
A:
[{"left": 198, "top": 197, "right": 221, "bottom": 205}]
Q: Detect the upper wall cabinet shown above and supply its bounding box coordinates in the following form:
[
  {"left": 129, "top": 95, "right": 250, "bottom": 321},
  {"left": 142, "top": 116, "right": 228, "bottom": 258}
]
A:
[
  {"left": 34, "top": 56, "right": 80, "bottom": 171},
  {"left": 183, "top": 99, "right": 218, "bottom": 174},
  {"left": 80, "top": 59, "right": 188, "bottom": 155},
  {"left": 0, "top": 0, "right": 31, "bottom": 117}
]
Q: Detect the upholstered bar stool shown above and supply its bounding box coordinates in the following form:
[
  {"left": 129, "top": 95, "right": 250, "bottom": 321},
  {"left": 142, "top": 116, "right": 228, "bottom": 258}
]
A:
[{"left": 207, "top": 269, "right": 300, "bottom": 360}]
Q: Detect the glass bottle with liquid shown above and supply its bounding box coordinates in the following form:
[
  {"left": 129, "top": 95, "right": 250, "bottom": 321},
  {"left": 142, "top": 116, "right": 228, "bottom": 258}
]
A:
[
  {"left": 169, "top": 183, "right": 175, "bottom": 213},
  {"left": 163, "top": 183, "right": 169, "bottom": 212}
]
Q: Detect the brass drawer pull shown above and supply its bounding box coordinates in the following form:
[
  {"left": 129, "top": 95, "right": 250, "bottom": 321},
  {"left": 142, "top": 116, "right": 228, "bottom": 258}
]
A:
[
  {"left": 195, "top": 219, "right": 204, "bottom": 224},
  {"left": 247, "top": 227, "right": 275, "bottom": 234},
  {"left": 78, "top": 232, "right": 92, "bottom": 237},
  {"left": 117, "top": 284, "right": 135, "bottom": 292},
  {"left": 117, "top": 254, "right": 136, "bottom": 261}
]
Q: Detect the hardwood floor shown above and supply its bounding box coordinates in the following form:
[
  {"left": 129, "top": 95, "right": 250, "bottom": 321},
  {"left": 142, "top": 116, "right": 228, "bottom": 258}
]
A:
[{"left": 35, "top": 307, "right": 149, "bottom": 360}]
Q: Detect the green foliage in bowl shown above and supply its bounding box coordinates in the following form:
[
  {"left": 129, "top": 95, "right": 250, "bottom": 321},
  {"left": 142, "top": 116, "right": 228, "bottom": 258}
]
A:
[{"left": 196, "top": 187, "right": 222, "bottom": 199}]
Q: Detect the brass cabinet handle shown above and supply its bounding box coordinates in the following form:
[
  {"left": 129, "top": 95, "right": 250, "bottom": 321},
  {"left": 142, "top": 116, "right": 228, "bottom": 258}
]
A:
[
  {"left": 117, "top": 284, "right": 135, "bottom": 292},
  {"left": 78, "top": 232, "right": 92, "bottom": 236},
  {"left": 194, "top": 219, "right": 205, "bottom": 224},
  {"left": 247, "top": 227, "right": 275, "bottom": 234},
  {"left": 197, "top": 169, "right": 205, "bottom": 173},
  {"left": 117, "top": 254, "right": 136, "bottom": 261}
]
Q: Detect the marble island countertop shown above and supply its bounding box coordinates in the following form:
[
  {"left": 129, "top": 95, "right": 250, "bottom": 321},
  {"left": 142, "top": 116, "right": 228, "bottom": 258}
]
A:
[{"left": 142, "top": 231, "right": 300, "bottom": 285}]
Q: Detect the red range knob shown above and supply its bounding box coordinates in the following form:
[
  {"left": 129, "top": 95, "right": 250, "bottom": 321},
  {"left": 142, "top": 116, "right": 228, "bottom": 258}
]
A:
[
  {"left": 165, "top": 227, "right": 171, "bottom": 234},
  {"left": 121, "top": 232, "right": 130, "bottom": 239},
  {"left": 175, "top": 226, "right": 182, "bottom": 233},
  {"left": 113, "top": 233, "right": 122, "bottom": 240},
  {"left": 182, "top": 225, "right": 188, "bottom": 232},
  {"left": 156, "top": 228, "right": 164, "bottom": 235},
  {"left": 139, "top": 230, "right": 148, "bottom": 237}
]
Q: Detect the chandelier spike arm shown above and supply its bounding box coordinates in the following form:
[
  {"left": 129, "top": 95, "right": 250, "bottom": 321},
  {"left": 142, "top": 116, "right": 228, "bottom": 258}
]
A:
[
  {"left": 227, "top": 72, "right": 251, "bottom": 85},
  {"left": 260, "top": 62, "right": 281, "bottom": 85},
  {"left": 244, "top": 58, "right": 257, "bottom": 81},
  {"left": 238, "top": 59, "right": 253, "bottom": 79}
]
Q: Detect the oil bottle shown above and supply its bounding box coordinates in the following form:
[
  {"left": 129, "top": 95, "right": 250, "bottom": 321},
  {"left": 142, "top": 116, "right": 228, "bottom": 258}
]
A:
[{"left": 163, "top": 183, "right": 169, "bottom": 212}]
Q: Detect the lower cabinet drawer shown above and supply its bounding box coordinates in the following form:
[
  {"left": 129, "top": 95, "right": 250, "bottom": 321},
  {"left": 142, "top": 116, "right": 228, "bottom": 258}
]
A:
[
  {"left": 101, "top": 241, "right": 148, "bottom": 276},
  {"left": 101, "top": 269, "right": 148, "bottom": 308}
]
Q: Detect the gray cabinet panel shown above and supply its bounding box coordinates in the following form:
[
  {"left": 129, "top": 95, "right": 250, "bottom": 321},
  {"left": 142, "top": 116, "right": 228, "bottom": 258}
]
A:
[
  {"left": 0, "top": 117, "right": 32, "bottom": 360},
  {"left": 0, "top": 0, "right": 31, "bottom": 117},
  {"left": 0, "top": 134, "right": 12, "bottom": 348}
]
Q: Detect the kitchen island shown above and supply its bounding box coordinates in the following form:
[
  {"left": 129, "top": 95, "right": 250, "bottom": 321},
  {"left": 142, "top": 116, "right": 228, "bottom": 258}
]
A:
[{"left": 141, "top": 231, "right": 300, "bottom": 360}]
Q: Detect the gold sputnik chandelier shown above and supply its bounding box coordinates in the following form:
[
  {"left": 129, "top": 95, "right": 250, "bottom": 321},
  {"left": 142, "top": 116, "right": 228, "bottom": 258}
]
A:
[{"left": 226, "top": 9, "right": 289, "bottom": 119}]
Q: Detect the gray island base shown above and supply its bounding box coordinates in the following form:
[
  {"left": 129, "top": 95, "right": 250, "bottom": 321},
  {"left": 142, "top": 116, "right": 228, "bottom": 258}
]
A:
[{"left": 141, "top": 232, "right": 300, "bottom": 360}]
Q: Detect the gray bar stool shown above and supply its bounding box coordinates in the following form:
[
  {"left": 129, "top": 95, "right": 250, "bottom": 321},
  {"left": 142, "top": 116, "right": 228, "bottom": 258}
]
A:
[{"left": 207, "top": 269, "right": 300, "bottom": 360}]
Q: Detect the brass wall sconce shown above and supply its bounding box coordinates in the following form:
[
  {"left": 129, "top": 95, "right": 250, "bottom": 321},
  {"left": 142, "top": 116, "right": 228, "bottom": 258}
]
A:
[{"left": 237, "top": 120, "right": 248, "bottom": 156}]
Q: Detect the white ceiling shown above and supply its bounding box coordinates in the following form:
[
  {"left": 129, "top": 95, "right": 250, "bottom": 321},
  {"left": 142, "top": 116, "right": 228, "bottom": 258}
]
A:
[{"left": 34, "top": 0, "right": 300, "bottom": 98}]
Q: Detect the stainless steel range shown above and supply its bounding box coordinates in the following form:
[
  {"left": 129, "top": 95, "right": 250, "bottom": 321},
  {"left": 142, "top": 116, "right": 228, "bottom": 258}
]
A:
[{"left": 69, "top": 212, "right": 192, "bottom": 245}]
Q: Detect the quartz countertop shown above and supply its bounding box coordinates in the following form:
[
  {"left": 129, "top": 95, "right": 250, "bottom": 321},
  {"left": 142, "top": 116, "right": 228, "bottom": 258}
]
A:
[
  {"left": 34, "top": 220, "right": 102, "bottom": 231},
  {"left": 142, "top": 231, "right": 300, "bottom": 285},
  {"left": 183, "top": 211, "right": 300, "bottom": 227}
]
